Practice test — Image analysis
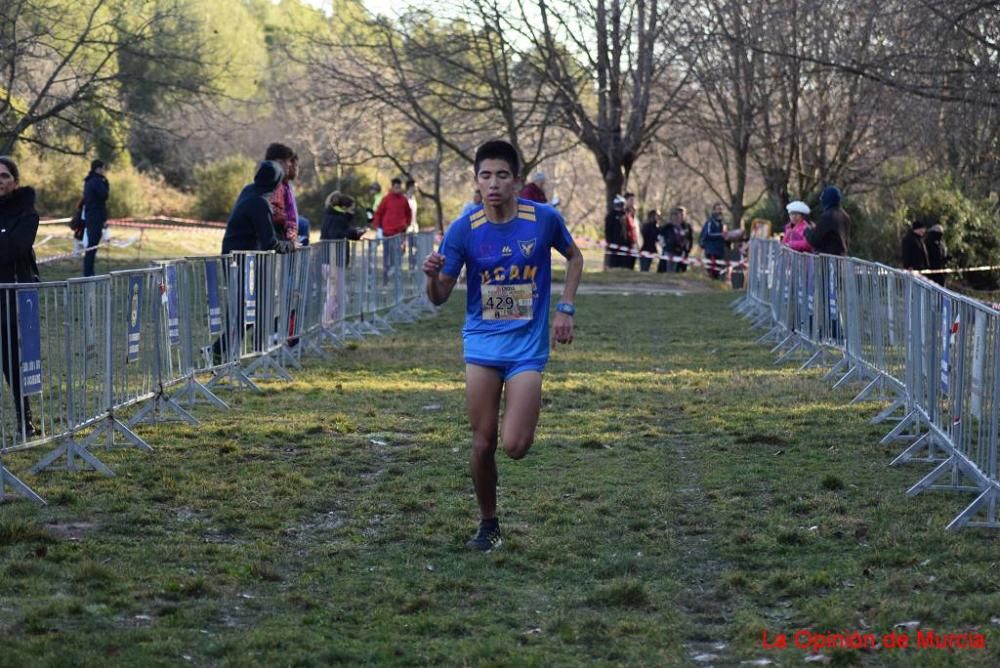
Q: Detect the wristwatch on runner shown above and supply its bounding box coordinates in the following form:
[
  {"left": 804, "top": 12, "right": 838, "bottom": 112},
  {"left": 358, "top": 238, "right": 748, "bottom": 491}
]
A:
[{"left": 556, "top": 302, "right": 576, "bottom": 316}]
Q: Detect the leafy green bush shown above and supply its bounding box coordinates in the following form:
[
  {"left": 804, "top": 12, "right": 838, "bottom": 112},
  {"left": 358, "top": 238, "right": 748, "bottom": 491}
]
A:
[
  {"left": 296, "top": 169, "right": 381, "bottom": 230},
  {"left": 857, "top": 165, "right": 1000, "bottom": 288},
  {"left": 11, "top": 151, "right": 192, "bottom": 219},
  {"left": 193, "top": 155, "right": 257, "bottom": 222},
  {"left": 104, "top": 166, "right": 193, "bottom": 219}
]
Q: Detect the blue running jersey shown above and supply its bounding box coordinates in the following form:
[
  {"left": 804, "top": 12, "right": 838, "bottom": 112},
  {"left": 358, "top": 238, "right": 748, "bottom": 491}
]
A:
[{"left": 440, "top": 198, "right": 574, "bottom": 364}]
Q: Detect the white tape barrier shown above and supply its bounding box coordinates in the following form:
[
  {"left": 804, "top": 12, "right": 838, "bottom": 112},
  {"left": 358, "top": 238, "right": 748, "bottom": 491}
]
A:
[
  {"left": 36, "top": 234, "right": 141, "bottom": 265},
  {"left": 603, "top": 243, "right": 747, "bottom": 269}
]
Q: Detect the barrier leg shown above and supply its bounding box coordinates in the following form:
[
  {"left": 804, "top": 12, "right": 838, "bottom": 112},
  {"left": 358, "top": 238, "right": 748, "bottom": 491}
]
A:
[
  {"left": 947, "top": 488, "right": 1000, "bottom": 531},
  {"left": 822, "top": 356, "right": 849, "bottom": 381},
  {"left": 906, "top": 456, "right": 982, "bottom": 496},
  {"left": 798, "top": 348, "right": 828, "bottom": 371},
  {"left": 882, "top": 411, "right": 920, "bottom": 445},
  {"left": 775, "top": 338, "right": 813, "bottom": 365},
  {"left": 243, "top": 351, "right": 294, "bottom": 382},
  {"left": 770, "top": 333, "right": 796, "bottom": 354},
  {"left": 205, "top": 363, "right": 262, "bottom": 393},
  {"left": 130, "top": 389, "right": 200, "bottom": 426},
  {"left": 832, "top": 364, "right": 863, "bottom": 390},
  {"left": 180, "top": 377, "right": 229, "bottom": 410},
  {"left": 281, "top": 345, "right": 303, "bottom": 370},
  {"left": 850, "top": 375, "right": 883, "bottom": 404},
  {"left": 0, "top": 462, "right": 46, "bottom": 504},
  {"left": 871, "top": 395, "right": 907, "bottom": 424},
  {"left": 31, "top": 439, "right": 114, "bottom": 477}
]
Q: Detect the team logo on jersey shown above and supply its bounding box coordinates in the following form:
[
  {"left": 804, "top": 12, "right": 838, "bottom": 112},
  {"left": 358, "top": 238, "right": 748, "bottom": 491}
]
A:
[
  {"left": 518, "top": 239, "right": 536, "bottom": 257},
  {"left": 501, "top": 244, "right": 513, "bottom": 257}
]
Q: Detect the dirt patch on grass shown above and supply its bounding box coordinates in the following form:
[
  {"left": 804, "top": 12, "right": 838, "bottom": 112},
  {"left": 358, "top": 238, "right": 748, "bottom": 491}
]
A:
[{"left": 43, "top": 521, "right": 97, "bottom": 542}]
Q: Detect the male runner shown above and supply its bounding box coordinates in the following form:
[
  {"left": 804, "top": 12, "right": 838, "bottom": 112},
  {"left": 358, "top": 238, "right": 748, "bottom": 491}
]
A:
[{"left": 422, "top": 140, "right": 584, "bottom": 552}]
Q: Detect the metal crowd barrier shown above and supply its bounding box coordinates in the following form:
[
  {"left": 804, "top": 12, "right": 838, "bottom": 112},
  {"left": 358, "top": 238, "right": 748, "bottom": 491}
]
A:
[
  {"left": 0, "top": 230, "right": 439, "bottom": 505},
  {"left": 737, "top": 237, "right": 1000, "bottom": 529}
]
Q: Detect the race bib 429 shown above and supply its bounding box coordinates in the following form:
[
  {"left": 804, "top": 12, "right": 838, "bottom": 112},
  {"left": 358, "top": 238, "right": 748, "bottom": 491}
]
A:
[{"left": 482, "top": 283, "right": 533, "bottom": 321}]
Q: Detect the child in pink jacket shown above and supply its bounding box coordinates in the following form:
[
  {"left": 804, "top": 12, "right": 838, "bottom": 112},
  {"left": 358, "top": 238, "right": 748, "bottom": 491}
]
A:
[{"left": 782, "top": 200, "right": 814, "bottom": 252}]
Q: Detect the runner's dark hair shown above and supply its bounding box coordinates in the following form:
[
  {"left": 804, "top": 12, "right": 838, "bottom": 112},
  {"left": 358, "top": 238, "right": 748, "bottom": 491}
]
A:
[{"left": 474, "top": 140, "right": 520, "bottom": 177}]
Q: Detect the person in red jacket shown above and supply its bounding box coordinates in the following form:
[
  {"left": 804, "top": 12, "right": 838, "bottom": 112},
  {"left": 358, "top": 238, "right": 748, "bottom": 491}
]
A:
[
  {"left": 519, "top": 171, "right": 547, "bottom": 203},
  {"left": 372, "top": 177, "right": 412, "bottom": 283},
  {"left": 372, "top": 177, "right": 412, "bottom": 237}
]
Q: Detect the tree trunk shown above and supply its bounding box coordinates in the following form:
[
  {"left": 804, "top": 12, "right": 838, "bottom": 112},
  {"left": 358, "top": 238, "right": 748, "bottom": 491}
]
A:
[
  {"left": 602, "top": 159, "right": 625, "bottom": 213},
  {"left": 433, "top": 139, "right": 444, "bottom": 233}
]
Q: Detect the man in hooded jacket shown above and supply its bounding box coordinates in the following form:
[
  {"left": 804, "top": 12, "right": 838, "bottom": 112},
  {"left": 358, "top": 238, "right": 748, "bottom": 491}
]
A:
[
  {"left": 924, "top": 220, "right": 948, "bottom": 286},
  {"left": 82, "top": 159, "right": 109, "bottom": 276},
  {"left": 222, "top": 161, "right": 294, "bottom": 254},
  {"left": 806, "top": 186, "right": 850, "bottom": 256},
  {"left": 213, "top": 161, "right": 294, "bottom": 364},
  {"left": 901, "top": 218, "right": 929, "bottom": 272}
]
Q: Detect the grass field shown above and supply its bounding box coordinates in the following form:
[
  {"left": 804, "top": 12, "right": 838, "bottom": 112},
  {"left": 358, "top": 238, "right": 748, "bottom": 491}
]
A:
[
  {"left": 35, "top": 225, "right": 225, "bottom": 281},
  {"left": 2, "top": 268, "right": 1000, "bottom": 666}
]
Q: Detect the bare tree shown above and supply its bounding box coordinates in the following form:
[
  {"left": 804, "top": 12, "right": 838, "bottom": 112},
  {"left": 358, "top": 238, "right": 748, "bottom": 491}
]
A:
[
  {"left": 295, "top": 1, "right": 572, "bottom": 229},
  {"left": 0, "top": 0, "right": 218, "bottom": 156},
  {"left": 512, "top": 0, "right": 690, "bottom": 210}
]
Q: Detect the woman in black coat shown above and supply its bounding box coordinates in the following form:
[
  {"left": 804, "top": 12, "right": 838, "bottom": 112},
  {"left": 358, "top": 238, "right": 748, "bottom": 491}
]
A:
[
  {"left": 320, "top": 192, "right": 364, "bottom": 266},
  {"left": 0, "top": 156, "right": 40, "bottom": 436},
  {"left": 924, "top": 223, "right": 948, "bottom": 287},
  {"left": 81, "top": 159, "right": 109, "bottom": 277}
]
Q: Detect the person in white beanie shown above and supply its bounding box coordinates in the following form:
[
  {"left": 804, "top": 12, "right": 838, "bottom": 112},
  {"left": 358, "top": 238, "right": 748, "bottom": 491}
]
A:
[{"left": 782, "top": 200, "right": 814, "bottom": 252}]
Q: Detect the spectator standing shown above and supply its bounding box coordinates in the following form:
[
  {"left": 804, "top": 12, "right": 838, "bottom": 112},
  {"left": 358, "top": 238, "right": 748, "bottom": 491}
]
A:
[
  {"left": 699, "top": 202, "right": 727, "bottom": 279},
  {"left": 81, "top": 159, "right": 109, "bottom": 277},
  {"left": 925, "top": 219, "right": 948, "bottom": 286},
  {"left": 806, "top": 186, "right": 850, "bottom": 256},
  {"left": 623, "top": 192, "right": 639, "bottom": 270},
  {"left": 297, "top": 216, "right": 310, "bottom": 247},
  {"left": 372, "top": 177, "right": 413, "bottom": 238},
  {"left": 639, "top": 209, "right": 660, "bottom": 272},
  {"left": 221, "top": 161, "right": 294, "bottom": 254},
  {"left": 460, "top": 189, "right": 483, "bottom": 218},
  {"left": 781, "top": 201, "right": 814, "bottom": 252},
  {"left": 373, "top": 177, "right": 412, "bottom": 282},
  {"left": 263, "top": 143, "right": 300, "bottom": 246},
  {"left": 321, "top": 192, "right": 365, "bottom": 243},
  {"left": 214, "top": 161, "right": 293, "bottom": 363},
  {"left": 658, "top": 207, "right": 685, "bottom": 273},
  {"left": 519, "top": 172, "right": 548, "bottom": 203},
  {"left": 320, "top": 192, "right": 364, "bottom": 326},
  {"left": 405, "top": 177, "right": 419, "bottom": 234},
  {"left": 604, "top": 195, "right": 629, "bottom": 269},
  {"left": 901, "top": 218, "right": 929, "bottom": 272},
  {"left": 0, "top": 156, "right": 40, "bottom": 436},
  {"left": 674, "top": 207, "right": 693, "bottom": 273},
  {"left": 366, "top": 182, "right": 383, "bottom": 224}
]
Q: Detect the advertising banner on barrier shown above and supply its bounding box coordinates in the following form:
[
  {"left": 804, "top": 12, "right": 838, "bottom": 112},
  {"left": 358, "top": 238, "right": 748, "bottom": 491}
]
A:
[
  {"left": 85, "top": 282, "right": 98, "bottom": 371},
  {"left": 941, "top": 299, "right": 951, "bottom": 395},
  {"left": 806, "top": 256, "right": 814, "bottom": 316},
  {"left": 127, "top": 276, "right": 142, "bottom": 363},
  {"left": 17, "top": 289, "right": 42, "bottom": 396},
  {"left": 828, "top": 269, "right": 837, "bottom": 326},
  {"left": 164, "top": 265, "right": 180, "bottom": 346},
  {"left": 206, "top": 262, "right": 222, "bottom": 335},
  {"left": 971, "top": 310, "right": 985, "bottom": 419},
  {"left": 245, "top": 255, "right": 257, "bottom": 325}
]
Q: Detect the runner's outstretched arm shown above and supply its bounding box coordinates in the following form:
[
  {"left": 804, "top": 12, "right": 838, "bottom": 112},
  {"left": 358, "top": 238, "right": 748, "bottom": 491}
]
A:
[
  {"left": 553, "top": 242, "right": 584, "bottom": 346},
  {"left": 423, "top": 251, "right": 457, "bottom": 305}
]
